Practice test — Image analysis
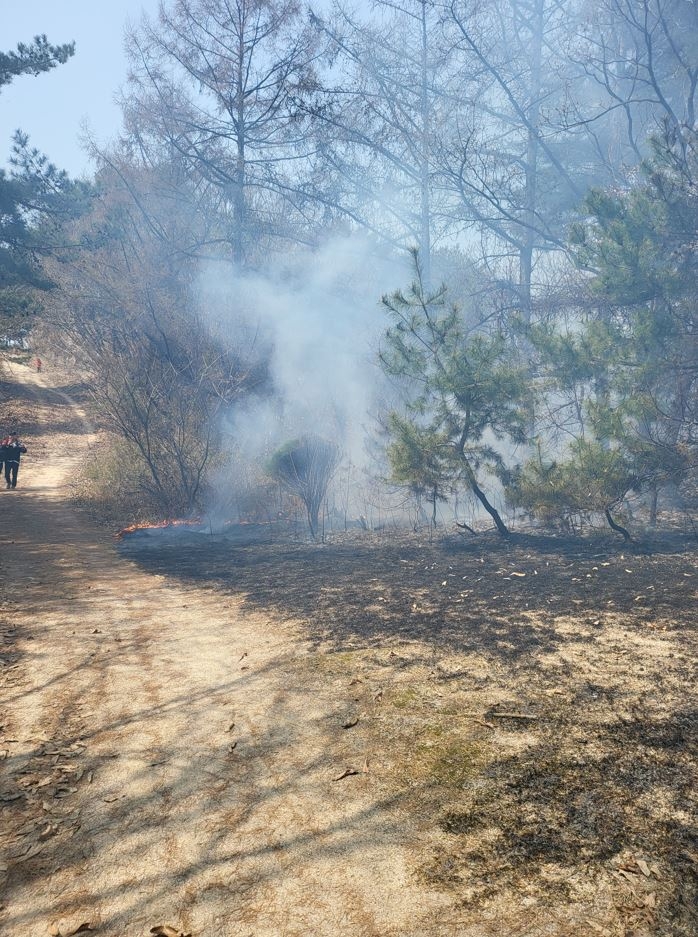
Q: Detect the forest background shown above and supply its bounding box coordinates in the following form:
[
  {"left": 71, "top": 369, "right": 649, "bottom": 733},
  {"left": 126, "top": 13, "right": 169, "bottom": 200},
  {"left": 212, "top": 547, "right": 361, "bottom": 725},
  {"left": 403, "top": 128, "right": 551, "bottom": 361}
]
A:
[{"left": 1, "top": 0, "right": 697, "bottom": 540}]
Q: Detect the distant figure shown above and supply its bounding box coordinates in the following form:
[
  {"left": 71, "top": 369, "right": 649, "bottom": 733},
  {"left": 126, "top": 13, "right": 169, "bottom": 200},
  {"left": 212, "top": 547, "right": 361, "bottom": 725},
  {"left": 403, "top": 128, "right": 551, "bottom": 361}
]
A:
[
  {"left": 0, "top": 435, "right": 8, "bottom": 482},
  {"left": 35, "top": 357, "right": 42, "bottom": 372},
  {"left": 3, "top": 434, "right": 27, "bottom": 490}
]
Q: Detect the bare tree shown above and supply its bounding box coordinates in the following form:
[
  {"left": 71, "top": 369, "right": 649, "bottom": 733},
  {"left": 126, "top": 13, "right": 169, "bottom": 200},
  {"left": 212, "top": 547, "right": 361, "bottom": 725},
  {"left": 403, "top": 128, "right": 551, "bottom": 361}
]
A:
[
  {"left": 309, "top": 0, "right": 458, "bottom": 283},
  {"left": 441, "top": 0, "right": 594, "bottom": 321},
  {"left": 123, "top": 0, "right": 322, "bottom": 265},
  {"left": 567, "top": 0, "right": 698, "bottom": 162},
  {"left": 42, "top": 161, "right": 268, "bottom": 516},
  {"left": 268, "top": 435, "right": 340, "bottom": 538}
]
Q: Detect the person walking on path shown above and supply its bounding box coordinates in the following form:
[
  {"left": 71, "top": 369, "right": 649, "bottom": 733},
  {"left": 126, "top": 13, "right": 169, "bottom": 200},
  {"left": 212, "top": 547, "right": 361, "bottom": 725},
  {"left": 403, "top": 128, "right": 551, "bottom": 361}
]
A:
[
  {"left": 0, "top": 435, "right": 8, "bottom": 481},
  {"left": 3, "top": 434, "right": 27, "bottom": 489}
]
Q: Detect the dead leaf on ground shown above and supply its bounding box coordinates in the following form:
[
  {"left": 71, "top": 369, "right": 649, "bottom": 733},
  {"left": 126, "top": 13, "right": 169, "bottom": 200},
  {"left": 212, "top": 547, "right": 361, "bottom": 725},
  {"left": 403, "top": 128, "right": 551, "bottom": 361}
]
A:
[
  {"left": 332, "top": 767, "right": 360, "bottom": 782},
  {"left": 341, "top": 717, "right": 359, "bottom": 729},
  {"left": 49, "top": 923, "right": 94, "bottom": 937},
  {"left": 150, "top": 926, "right": 192, "bottom": 937},
  {"left": 584, "top": 922, "right": 612, "bottom": 936}
]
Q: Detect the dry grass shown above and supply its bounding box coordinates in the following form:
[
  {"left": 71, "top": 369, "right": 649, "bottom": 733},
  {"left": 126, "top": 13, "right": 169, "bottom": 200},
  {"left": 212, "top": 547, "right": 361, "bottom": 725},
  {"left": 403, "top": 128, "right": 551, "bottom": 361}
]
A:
[{"left": 121, "top": 526, "right": 698, "bottom": 935}]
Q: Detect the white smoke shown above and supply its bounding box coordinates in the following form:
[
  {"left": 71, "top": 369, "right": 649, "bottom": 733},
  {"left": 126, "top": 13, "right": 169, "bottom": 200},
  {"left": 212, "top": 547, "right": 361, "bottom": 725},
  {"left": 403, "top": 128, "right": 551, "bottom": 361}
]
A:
[{"left": 197, "top": 232, "right": 405, "bottom": 468}]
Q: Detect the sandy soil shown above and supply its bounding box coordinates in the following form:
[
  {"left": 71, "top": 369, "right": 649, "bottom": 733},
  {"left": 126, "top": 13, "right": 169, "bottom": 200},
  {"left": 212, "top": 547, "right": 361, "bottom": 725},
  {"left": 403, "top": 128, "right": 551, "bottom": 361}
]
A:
[{"left": 0, "top": 361, "right": 696, "bottom": 937}]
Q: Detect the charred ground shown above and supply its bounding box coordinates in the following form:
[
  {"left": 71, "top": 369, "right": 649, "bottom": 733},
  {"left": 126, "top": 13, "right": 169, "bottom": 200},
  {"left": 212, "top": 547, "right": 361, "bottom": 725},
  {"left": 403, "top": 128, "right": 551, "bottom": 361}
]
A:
[{"left": 120, "top": 526, "right": 698, "bottom": 935}]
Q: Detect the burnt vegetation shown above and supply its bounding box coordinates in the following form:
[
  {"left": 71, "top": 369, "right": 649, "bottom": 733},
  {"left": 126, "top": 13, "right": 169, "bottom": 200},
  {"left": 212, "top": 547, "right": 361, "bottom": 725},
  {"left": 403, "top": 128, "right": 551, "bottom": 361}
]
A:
[
  {"left": 2, "top": 1, "right": 698, "bottom": 931},
  {"left": 119, "top": 524, "right": 698, "bottom": 934}
]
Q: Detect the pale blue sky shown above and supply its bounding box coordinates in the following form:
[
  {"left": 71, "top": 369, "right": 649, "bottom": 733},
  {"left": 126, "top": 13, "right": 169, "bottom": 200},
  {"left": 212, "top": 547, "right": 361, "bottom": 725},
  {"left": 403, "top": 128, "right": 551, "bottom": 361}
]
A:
[{"left": 2, "top": 0, "right": 160, "bottom": 178}]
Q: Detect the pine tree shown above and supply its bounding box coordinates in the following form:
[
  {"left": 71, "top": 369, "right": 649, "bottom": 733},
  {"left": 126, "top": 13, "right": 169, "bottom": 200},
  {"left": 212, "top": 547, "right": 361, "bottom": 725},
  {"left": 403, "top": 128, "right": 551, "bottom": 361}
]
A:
[
  {"left": 379, "top": 251, "right": 530, "bottom": 535},
  {"left": 0, "top": 36, "right": 84, "bottom": 326}
]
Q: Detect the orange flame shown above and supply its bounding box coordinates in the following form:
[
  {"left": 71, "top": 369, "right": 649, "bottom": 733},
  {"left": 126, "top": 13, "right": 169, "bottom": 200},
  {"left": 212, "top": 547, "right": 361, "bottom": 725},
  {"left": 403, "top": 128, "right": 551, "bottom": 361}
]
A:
[{"left": 115, "top": 517, "right": 202, "bottom": 540}]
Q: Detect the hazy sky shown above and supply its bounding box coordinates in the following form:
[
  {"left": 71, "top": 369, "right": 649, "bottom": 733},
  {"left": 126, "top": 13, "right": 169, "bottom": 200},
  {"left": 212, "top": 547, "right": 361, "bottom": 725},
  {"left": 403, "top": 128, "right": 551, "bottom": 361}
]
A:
[{"left": 2, "top": 0, "right": 160, "bottom": 178}]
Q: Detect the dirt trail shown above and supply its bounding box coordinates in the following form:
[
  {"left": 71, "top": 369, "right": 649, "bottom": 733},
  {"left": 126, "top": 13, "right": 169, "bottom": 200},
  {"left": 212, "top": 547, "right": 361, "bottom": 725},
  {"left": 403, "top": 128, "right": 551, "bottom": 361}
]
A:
[{"left": 0, "top": 365, "right": 447, "bottom": 937}]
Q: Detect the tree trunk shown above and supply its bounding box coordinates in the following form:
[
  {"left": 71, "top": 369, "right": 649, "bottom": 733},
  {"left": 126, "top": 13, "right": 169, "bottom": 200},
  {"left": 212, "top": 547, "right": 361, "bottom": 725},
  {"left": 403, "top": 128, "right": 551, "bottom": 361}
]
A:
[
  {"left": 649, "top": 483, "right": 658, "bottom": 528},
  {"left": 418, "top": 0, "right": 432, "bottom": 287},
  {"left": 462, "top": 458, "right": 509, "bottom": 536},
  {"left": 518, "top": 0, "right": 544, "bottom": 327},
  {"left": 604, "top": 508, "right": 631, "bottom": 541},
  {"left": 307, "top": 504, "right": 319, "bottom": 540}
]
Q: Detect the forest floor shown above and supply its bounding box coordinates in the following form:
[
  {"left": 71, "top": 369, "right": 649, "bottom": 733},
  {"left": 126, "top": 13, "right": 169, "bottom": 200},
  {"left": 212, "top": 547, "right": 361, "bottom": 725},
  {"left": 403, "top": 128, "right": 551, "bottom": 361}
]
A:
[{"left": 0, "top": 358, "right": 696, "bottom": 937}]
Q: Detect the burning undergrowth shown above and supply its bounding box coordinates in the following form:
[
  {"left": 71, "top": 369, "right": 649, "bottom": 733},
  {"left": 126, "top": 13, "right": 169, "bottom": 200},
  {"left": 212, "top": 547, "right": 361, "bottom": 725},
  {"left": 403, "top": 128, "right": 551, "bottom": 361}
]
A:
[
  {"left": 115, "top": 517, "right": 281, "bottom": 544},
  {"left": 117, "top": 527, "right": 698, "bottom": 934}
]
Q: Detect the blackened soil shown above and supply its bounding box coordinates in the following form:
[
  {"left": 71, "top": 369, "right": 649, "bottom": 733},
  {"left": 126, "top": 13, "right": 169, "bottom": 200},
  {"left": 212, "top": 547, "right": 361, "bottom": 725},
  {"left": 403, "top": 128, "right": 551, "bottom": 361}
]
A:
[
  {"left": 119, "top": 527, "right": 697, "bottom": 657},
  {"left": 120, "top": 526, "right": 698, "bottom": 934}
]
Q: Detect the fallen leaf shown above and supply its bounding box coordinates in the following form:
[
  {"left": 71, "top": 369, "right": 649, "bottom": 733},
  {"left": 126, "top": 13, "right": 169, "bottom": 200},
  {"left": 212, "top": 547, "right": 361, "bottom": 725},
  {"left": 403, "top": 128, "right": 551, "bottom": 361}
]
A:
[
  {"left": 510, "top": 571, "right": 526, "bottom": 577},
  {"left": 644, "top": 892, "right": 657, "bottom": 909},
  {"left": 637, "top": 858, "right": 651, "bottom": 877},
  {"left": 584, "top": 922, "right": 611, "bottom": 936},
  {"left": 341, "top": 717, "right": 359, "bottom": 729},
  {"left": 150, "top": 927, "right": 191, "bottom": 937},
  {"left": 332, "top": 767, "right": 360, "bottom": 782}
]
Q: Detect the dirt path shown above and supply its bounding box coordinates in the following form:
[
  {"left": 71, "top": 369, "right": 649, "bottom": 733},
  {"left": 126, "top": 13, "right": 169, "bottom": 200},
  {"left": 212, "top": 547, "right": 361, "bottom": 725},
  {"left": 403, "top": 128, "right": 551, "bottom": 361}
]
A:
[{"left": 0, "top": 364, "right": 447, "bottom": 937}]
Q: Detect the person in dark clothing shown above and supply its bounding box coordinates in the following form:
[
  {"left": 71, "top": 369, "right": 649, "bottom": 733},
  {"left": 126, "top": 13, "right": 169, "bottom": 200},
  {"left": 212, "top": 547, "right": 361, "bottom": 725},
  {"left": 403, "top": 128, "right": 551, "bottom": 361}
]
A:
[
  {"left": 3, "top": 435, "right": 27, "bottom": 489},
  {"left": 0, "top": 436, "right": 8, "bottom": 481}
]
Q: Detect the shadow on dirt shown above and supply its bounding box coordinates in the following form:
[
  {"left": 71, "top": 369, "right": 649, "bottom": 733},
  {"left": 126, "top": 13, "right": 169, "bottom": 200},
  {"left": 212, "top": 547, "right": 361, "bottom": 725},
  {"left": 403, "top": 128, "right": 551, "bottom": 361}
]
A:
[
  {"left": 114, "top": 526, "right": 698, "bottom": 934},
  {"left": 118, "top": 527, "right": 698, "bottom": 660},
  {"left": 430, "top": 707, "right": 697, "bottom": 931}
]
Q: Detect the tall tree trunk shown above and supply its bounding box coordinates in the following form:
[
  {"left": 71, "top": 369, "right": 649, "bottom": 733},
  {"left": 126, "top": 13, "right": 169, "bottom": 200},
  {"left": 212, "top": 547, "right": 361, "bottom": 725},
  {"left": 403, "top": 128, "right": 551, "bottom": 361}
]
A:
[
  {"left": 518, "top": 0, "right": 544, "bottom": 323},
  {"left": 234, "top": 48, "right": 246, "bottom": 266},
  {"left": 419, "top": 0, "right": 432, "bottom": 286},
  {"left": 462, "top": 458, "right": 509, "bottom": 536}
]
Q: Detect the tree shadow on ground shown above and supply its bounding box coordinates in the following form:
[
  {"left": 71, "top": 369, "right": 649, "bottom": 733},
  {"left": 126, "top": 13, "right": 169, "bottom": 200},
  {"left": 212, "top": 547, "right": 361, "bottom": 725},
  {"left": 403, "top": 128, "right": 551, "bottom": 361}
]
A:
[
  {"left": 119, "top": 527, "right": 698, "bottom": 662},
  {"left": 117, "top": 526, "right": 698, "bottom": 935}
]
